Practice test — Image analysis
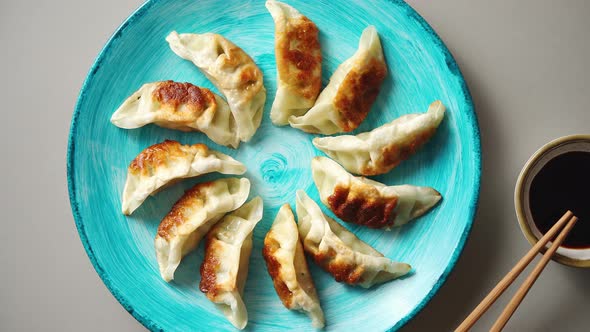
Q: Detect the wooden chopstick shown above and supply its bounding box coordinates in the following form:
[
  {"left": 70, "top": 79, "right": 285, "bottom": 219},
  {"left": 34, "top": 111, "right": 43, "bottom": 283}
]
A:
[
  {"left": 490, "top": 215, "right": 579, "bottom": 331},
  {"left": 455, "top": 210, "right": 575, "bottom": 332}
]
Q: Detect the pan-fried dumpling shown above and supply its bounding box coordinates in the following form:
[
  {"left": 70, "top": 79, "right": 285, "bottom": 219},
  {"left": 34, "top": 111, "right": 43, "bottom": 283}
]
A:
[
  {"left": 200, "top": 197, "right": 263, "bottom": 330},
  {"left": 262, "top": 204, "right": 325, "bottom": 328},
  {"left": 166, "top": 32, "right": 266, "bottom": 142},
  {"left": 313, "top": 100, "right": 445, "bottom": 176},
  {"left": 110, "top": 81, "right": 239, "bottom": 148},
  {"left": 289, "top": 26, "right": 387, "bottom": 134},
  {"left": 312, "top": 157, "right": 441, "bottom": 229},
  {"left": 121, "top": 140, "right": 246, "bottom": 215},
  {"left": 266, "top": 0, "right": 322, "bottom": 126},
  {"left": 295, "top": 191, "right": 411, "bottom": 288},
  {"left": 155, "top": 178, "right": 250, "bottom": 282}
]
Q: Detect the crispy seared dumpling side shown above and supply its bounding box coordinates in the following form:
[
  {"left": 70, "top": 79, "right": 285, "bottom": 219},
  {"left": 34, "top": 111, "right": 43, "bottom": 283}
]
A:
[
  {"left": 110, "top": 81, "right": 239, "bottom": 148},
  {"left": 266, "top": 0, "right": 322, "bottom": 125},
  {"left": 121, "top": 140, "right": 246, "bottom": 215},
  {"left": 200, "top": 197, "right": 263, "bottom": 330},
  {"left": 313, "top": 100, "right": 445, "bottom": 176},
  {"left": 312, "top": 156, "right": 441, "bottom": 229},
  {"left": 154, "top": 178, "right": 250, "bottom": 282},
  {"left": 166, "top": 32, "right": 266, "bottom": 142},
  {"left": 295, "top": 191, "right": 411, "bottom": 288},
  {"left": 262, "top": 204, "right": 325, "bottom": 328},
  {"left": 289, "top": 26, "right": 387, "bottom": 134}
]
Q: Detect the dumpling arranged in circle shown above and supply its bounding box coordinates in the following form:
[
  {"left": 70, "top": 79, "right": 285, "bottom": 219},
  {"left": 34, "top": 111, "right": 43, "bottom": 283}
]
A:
[
  {"left": 121, "top": 140, "right": 246, "bottom": 215},
  {"left": 110, "top": 81, "right": 239, "bottom": 148},
  {"left": 289, "top": 26, "right": 387, "bottom": 134},
  {"left": 312, "top": 156, "right": 441, "bottom": 229},
  {"left": 263, "top": 204, "right": 325, "bottom": 328},
  {"left": 155, "top": 178, "right": 250, "bottom": 282},
  {"left": 313, "top": 100, "right": 445, "bottom": 176},
  {"left": 295, "top": 190, "right": 411, "bottom": 288},
  {"left": 200, "top": 197, "right": 263, "bottom": 330},
  {"left": 266, "top": 0, "right": 322, "bottom": 126},
  {"left": 167, "top": 32, "right": 266, "bottom": 143}
]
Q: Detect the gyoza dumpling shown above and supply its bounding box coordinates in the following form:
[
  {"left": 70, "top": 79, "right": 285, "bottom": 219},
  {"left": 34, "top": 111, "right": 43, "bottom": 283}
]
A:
[
  {"left": 266, "top": 0, "right": 322, "bottom": 125},
  {"left": 312, "top": 157, "right": 441, "bottom": 229},
  {"left": 166, "top": 32, "right": 266, "bottom": 142},
  {"left": 262, "top": 204, "right": 325, "bottom": 328},
  {"left": 289, "top": 26, "right": 387, "bottom": 134},
  {"left": 121, "top": 140, "right": 246, "bottom": 215},
  {"left": 200, "top": 197, "right": 263, "bottom": 330},
  {"left": 110, "top": 81, "right": 239, "bottom": 148},
  {"left": 155, "top": 178, "right": 250, "bottom": 282},
  {"left": 295, "top": 191, "right": 411, "bottom": 288},
  {"left": 313, "top": 100, "right": 445, "bottom": 176}
]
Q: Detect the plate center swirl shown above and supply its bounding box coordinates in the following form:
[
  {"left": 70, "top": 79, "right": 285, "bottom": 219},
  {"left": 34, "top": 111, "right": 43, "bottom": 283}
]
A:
[{"left": 236, "top": 121, "right": 315, "bottom": 210}]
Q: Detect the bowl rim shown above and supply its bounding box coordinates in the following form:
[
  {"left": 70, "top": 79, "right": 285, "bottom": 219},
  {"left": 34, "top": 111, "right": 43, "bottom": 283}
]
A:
[
  {"left": 66, "top": 0, "right": 482, "bottom": 330},
  {"left": 514, "top": 134, "right": 590, "bottom": 268}
]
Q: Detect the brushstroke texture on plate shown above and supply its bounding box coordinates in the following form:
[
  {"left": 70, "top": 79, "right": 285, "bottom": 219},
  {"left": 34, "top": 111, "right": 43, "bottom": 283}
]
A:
[{"left": 67, "top": 0, "right": 480, "bottom": 331}]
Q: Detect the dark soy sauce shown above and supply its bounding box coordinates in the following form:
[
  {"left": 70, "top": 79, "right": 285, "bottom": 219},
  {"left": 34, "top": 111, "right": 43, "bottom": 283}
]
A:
[{"left": 529, "top": 151, "right": 590, "bottom": 248}]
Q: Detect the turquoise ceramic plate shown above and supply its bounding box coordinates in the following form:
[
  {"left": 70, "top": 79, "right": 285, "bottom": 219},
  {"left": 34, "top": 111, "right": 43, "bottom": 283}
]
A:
[{"left": 67, "top": 0, "right": 480, "bottom": 330}]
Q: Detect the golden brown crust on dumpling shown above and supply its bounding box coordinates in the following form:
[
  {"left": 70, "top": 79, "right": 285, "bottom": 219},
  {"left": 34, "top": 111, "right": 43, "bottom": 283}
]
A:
[
  {"left": 156, "top": 181, "right": 213, "bottom": 240},
  {"left": 153, "top": 81, "right": 215, "bottom": 112},
  {"left": 327, "top": 181, "right": 398, "bottom": 229},
  {"left": 150, "top": 81, "right": 217, "bottom": 129},
  {"left": 334, "top": 58, "right": 387, "bottom": 132},
  {"left": 199, "top": 240, "right": 222, "bottom": 297},
  {"left": 277, "top": 16, "right": 322, "bottom": 101},
  {"left": 363, "top": 127, "right": 437, "bottom": 176},
  {"left": 313, "top": 247, "right": 364, "bottom": 284},
  {"left": 129, "top": 140, "right": 208, "bottom": 176},
  {"left": 262, "top": 236, "right": 294, "bottom": 307}
]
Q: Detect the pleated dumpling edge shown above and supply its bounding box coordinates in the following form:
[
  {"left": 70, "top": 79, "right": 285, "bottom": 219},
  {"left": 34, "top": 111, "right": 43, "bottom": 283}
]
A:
[
  {"left": 166, "top": 31, "right": 266, "bottom": 142},
  {"left": 295, "top": 190, "right": 411, "bottom": 288},
  {"left": 289, "top": 26, "right": 387, "bottom": 134},
  {"left": 200, "top": 197, "right": 264, "bottom": 330},
  {"left": 313, "top": 100, "right": 446, "bottom": 176},
  {"left": 266, "top": 0, "right": 322, "bottom": 126}
]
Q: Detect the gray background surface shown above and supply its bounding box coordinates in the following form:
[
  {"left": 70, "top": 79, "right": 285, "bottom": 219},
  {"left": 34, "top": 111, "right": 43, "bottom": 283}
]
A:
[{"left": 1, "top": 0, "right": 589, "bottom": 331}]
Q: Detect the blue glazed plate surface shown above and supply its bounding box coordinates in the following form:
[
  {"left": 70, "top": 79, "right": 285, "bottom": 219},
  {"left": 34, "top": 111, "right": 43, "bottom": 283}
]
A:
[{"left": 67, "top": 0, "right": 480, "bottom": 330}]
